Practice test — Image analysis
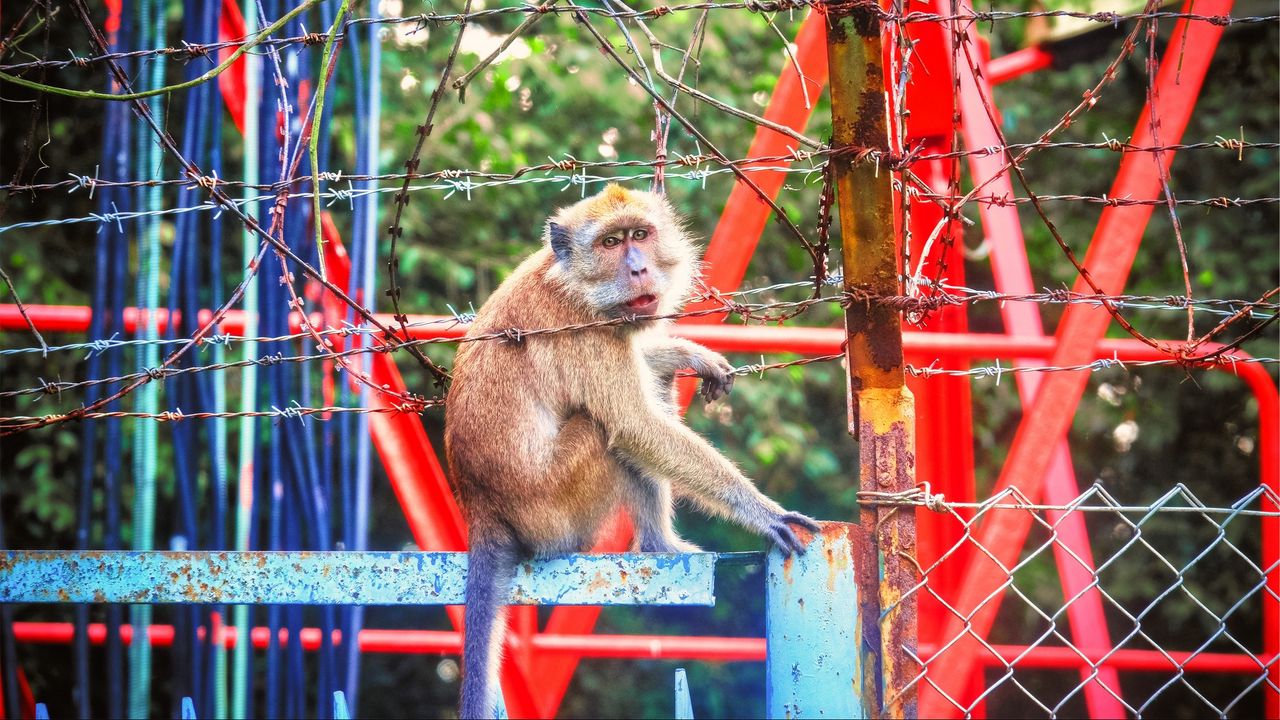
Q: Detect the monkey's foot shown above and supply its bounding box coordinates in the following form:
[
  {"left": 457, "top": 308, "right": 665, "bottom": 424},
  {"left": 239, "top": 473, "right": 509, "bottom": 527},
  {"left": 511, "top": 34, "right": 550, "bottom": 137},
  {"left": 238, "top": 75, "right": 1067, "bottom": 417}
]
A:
[{"left": 766, "top": 511, "right": 821, "bottom": 556}]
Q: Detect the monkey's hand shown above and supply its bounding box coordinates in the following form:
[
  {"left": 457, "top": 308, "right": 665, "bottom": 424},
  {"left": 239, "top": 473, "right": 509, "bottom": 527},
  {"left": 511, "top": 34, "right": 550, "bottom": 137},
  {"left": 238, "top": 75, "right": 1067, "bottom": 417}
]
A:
[
  {"left": 765, "top": 510, "right": 821, "bottom": 556},
  {"left": 691, "top": 350, "right": 735, "bottom": 403}
]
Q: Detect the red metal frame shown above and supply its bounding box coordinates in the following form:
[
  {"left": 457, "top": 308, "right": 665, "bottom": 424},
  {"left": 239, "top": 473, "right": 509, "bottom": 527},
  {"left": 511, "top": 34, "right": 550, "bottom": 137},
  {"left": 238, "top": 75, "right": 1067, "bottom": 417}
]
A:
[
  {"left": 3, "top": 2, "right": 1276, "bottom": 717},
  {"left": 12, "top": 621, "right": 1273, "bottom": 675},
  {"left": 923, "top": 2, "right": 1260, "bottom": 716},
  {"left": 3, "top": 301, "right": 1275, "bottom": 705}
]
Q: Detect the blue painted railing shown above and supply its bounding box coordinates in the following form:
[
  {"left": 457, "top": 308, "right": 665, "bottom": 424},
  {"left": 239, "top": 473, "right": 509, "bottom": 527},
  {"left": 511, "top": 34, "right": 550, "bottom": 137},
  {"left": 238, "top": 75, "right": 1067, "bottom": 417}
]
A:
[
  {"left": 0, "top": 551, "right": 715, "bottom": 606},
  {"left": 2, "top": 524, "right": 871, "bottom": 718}
]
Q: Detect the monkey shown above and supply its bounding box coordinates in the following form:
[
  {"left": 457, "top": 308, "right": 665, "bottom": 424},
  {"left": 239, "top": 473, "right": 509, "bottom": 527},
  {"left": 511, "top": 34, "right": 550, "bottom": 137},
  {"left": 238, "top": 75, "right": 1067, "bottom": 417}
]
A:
[{"left": 443, "top": 184, "right": 819, "bottom": 718}]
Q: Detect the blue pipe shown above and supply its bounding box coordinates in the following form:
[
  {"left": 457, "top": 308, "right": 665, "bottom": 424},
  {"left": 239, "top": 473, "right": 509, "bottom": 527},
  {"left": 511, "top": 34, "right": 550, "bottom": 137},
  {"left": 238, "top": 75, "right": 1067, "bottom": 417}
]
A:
[
  {"left": 203, "top": 1, "right": 229, "bottom": 711},
  {"left": 104, "top": 3, "right": 134, "bottom": 716}
]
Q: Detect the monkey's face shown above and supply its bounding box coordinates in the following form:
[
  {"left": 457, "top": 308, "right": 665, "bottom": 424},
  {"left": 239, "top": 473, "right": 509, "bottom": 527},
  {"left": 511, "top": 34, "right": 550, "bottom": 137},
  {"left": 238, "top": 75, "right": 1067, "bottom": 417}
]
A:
[{"left": 546, "top": 185, "right": 697, "bottom": 321}]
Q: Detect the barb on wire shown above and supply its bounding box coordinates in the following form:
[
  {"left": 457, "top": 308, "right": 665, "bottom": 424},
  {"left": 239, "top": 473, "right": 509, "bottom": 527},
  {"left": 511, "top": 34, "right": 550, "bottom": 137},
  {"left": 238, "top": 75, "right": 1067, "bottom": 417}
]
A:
[{"left": 0, "top": 402, "right": 443, "bottom": 427}]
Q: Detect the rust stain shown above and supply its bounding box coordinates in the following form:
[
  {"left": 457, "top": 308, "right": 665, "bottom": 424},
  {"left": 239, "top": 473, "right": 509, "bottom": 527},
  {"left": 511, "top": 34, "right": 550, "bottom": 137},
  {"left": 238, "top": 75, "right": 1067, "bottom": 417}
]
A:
[
  {"left": 585, "top": 571, "right": 610, "bottom": 595},
  {"left": 850, "top": 3, "right": 880, "bottom": 37},
  {"left": 850, "top": 89, "right": 886, "bottom": 153},
  {"left": 825, "top": 545, "right": 838, "bottom": 593}
]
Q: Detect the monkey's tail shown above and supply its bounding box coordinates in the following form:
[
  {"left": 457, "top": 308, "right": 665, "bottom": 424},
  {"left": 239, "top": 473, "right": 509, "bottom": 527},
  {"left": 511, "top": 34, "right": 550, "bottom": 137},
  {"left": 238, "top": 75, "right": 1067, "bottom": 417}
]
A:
[{"left": 460, "top": 540, "right": 518, "bottom": 719}]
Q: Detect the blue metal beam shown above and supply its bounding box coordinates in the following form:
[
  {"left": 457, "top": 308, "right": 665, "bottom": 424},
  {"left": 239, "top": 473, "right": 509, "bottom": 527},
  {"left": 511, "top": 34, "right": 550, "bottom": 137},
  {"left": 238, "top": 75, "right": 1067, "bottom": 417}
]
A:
[{"left": 0, "top": 551, "right": 716, "bottom": 606}]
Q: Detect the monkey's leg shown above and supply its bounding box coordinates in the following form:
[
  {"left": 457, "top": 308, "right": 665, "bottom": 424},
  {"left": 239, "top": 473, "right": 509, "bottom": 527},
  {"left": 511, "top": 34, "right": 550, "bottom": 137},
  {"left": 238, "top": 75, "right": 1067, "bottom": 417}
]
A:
[
  {"left": 460, "top": 538, "right": 518, "bottom": 719},
  {"left": 507, "top": 412, "right": 620, "bottom": 556},
  {"left": 620, "top": 463, "right": 702, "bottom": 553}
]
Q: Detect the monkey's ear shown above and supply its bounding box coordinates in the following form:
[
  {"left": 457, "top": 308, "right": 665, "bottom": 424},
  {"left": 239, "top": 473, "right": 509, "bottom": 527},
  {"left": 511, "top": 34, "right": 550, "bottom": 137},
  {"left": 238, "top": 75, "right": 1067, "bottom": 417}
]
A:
[{"left": 549, "top": 222, "right": 572, "bottom": 264}]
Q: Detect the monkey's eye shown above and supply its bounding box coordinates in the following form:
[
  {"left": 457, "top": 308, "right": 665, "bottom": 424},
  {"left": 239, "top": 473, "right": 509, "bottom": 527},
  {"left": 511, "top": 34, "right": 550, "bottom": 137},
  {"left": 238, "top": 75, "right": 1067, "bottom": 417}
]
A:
[
  {"left": 601, "top": 235, "right": 622, "bottom": 248},
  {"left": 632, "top": 228, "right": 648, "bottom": 240}
]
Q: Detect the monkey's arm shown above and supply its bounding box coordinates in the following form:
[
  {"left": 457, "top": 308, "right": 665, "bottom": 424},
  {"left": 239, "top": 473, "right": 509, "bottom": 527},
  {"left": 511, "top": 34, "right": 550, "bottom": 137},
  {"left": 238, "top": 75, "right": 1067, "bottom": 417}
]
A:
[
  {"left": 642, "top": 336, "right": 735, "bottom": 402},
  {"left": 594, "top": 386, "right": 815, "bottom": 553}
]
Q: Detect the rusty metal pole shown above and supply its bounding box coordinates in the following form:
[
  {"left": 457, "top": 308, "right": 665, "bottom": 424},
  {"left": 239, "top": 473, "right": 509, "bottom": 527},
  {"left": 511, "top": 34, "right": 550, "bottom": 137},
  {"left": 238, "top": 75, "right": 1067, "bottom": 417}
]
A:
[{"left": 826, "top": 2, "right": 919, "bottom": 718}]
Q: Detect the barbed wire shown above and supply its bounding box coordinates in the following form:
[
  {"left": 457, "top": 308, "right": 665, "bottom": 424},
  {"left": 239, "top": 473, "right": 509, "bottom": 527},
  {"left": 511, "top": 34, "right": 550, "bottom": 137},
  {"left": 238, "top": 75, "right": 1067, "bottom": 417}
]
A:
[
  {"left": 914, "top": 191, "right": 1280, "bottom": 208},
  {"left": 4, "top": 279, "right": 1275, "bottom": 402},
  {"left": 6, "top": 136, "right": 1274, "bottom": 196},
  {"left": 0, "top": 164, "right": 827, "bottom": 235},
  {"left": 3, "top": 4, "right": 1275, "bottom": 75},
  {"left": 3, "top": 282, "right": 1275, "bottom": 364},
  {"left": 5, "top": 349, "right": 1274, "bottom": 425},
  {"left": 0, "top": 401, "right": 443, "bottom": 427},
  {"left": 5, "top": 163, "right": 1276, "bottom": 236}
]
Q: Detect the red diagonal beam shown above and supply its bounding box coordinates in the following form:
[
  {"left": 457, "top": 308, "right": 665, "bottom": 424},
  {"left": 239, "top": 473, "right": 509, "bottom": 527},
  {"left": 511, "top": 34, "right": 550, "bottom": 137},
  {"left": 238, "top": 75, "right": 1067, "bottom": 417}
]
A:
[
  {"left": 955, "top": 13, "right": 1124, "bottom": 717},
  {"left": 924, "top": 3, "right": 1236, "bottom": 715}
]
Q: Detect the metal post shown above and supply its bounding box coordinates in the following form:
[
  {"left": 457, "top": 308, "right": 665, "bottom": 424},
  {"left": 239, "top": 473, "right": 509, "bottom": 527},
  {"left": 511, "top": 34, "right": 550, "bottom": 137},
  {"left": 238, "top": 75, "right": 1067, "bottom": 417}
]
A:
[
  {"left": 765, "top": 524, "right": 871, "bottom": 719},
  {"left": 674, "top": 668, "right": 694, "bottom": 719},
  {"left": 826, "top": 3, "right": 919, "bottom": 718}
]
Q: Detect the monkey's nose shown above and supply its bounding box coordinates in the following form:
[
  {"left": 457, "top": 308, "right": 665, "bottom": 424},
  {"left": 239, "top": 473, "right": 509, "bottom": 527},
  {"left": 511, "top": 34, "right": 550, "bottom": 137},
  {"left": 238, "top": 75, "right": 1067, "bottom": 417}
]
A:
[{"left": 630, "top": 266, "right": 649, "bottom": 279}]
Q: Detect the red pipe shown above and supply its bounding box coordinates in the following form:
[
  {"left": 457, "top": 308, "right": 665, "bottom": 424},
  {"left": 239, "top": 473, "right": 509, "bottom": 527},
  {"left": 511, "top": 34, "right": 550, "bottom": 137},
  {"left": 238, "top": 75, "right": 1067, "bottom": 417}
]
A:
[
  {"left": 11, "top": 622, "right": 1272, "bottom": 675},
  {"left": 4, "top": 303, "right": 1274, "bottom": 382},
  {"left": 986, "top": 46, "right": 1053, "bottom": 85}
]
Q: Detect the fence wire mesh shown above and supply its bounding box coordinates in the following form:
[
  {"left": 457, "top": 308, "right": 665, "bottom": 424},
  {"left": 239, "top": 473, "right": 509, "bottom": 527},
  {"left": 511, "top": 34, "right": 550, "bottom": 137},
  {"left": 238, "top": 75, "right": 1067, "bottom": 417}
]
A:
[{"left": 865, "top": 483, "right": 1280, "bottom": 718}]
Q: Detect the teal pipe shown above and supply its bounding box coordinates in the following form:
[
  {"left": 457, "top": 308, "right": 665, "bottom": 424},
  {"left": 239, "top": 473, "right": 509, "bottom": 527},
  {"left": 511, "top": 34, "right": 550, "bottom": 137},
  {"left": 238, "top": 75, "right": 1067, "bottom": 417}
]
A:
[
  {"left": 230, "top": 2, "right": 263, "bottom": 715},
  {"left": 127, "top": 0, "right": 165, "bottom": 714}
]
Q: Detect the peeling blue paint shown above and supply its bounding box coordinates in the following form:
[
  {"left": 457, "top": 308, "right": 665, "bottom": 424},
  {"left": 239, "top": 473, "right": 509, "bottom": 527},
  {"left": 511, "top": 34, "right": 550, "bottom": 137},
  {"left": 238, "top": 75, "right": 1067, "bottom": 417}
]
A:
[
  {"left": 765, "top": 526, "right": 867, "bottom": 719},
  {"left": 0, "top": 551, "right": 716, "bottom": 606}
]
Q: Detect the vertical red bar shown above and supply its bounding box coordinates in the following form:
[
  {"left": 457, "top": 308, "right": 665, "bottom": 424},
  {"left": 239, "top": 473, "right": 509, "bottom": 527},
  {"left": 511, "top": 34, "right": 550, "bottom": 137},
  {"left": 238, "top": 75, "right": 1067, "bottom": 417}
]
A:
[
  {"left": 906, "top": 155, "right": 982, "bottom": 714},
  {"left": 924, "top": 4, "right": 1234, "bottom": 715}
]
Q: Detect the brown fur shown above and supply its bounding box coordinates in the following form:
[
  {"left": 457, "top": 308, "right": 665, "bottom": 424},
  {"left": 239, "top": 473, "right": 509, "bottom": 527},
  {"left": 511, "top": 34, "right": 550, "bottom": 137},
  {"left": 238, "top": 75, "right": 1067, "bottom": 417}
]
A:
[{"left": 444, "top": 186, "right": 816, "bottom": 717}]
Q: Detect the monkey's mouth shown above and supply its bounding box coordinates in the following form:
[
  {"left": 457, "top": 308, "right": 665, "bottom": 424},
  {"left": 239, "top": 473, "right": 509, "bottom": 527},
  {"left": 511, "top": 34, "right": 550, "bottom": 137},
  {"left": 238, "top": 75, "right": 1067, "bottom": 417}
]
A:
[{"left": 624, "top": 294, "right": 659, "bottom": 316}]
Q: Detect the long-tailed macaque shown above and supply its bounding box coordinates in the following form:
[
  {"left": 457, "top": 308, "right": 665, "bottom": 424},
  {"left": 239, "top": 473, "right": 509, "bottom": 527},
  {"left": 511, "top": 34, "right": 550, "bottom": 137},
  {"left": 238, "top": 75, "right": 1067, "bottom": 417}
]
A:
[{"left": 444, "top": 184, "right": 818, "bottom": 718}]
